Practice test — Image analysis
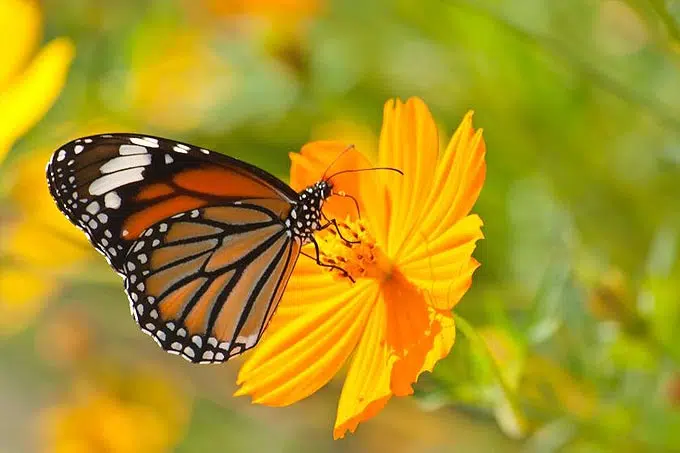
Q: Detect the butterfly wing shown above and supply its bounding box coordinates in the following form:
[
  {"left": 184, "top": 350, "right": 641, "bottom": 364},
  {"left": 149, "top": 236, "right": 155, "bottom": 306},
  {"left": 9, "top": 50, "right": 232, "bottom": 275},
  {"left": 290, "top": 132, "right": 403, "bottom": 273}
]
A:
[
  {"left": 46, "top": 133, "right": 298, "bottom": 274},
  {"left": 47, "top": 133, "right": 302, "bottom": 362},
  {"left": 126, "top": 203, "right": 301, "bottom": 363}
]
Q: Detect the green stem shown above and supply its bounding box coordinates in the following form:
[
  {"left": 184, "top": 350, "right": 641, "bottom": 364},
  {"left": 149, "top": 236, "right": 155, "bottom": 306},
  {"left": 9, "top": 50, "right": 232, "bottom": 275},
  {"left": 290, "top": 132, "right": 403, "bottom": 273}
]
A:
[
  {"left": 646, "top": 0, "right": 680, "bottom": 42},
  {"left": 454, "top": 313, "right": 527, "bottom": 429}
]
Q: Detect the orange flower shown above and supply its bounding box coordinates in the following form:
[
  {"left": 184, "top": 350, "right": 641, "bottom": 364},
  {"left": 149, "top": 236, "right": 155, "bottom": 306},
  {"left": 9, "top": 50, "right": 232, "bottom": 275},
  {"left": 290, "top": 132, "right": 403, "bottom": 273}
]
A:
[
  {"left": 41, "top": 367, "right": 191, "bottom": 453},
  {"left": 235, "top": 97, "right": 486, "bottom": 438}
]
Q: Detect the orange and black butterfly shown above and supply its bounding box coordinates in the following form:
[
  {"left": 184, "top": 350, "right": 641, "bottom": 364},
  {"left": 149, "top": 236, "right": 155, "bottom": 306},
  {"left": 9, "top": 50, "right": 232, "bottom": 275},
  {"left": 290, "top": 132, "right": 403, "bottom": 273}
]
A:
[{"left": 46, "top": 134, "right": 356, "bottom": 364}]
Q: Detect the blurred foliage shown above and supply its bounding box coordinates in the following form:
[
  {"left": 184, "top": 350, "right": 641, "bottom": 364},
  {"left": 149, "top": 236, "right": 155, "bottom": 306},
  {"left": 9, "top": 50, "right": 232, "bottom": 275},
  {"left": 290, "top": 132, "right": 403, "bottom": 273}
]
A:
[{"left": 1, "top": 0, "right": 680, "bottom": 451}]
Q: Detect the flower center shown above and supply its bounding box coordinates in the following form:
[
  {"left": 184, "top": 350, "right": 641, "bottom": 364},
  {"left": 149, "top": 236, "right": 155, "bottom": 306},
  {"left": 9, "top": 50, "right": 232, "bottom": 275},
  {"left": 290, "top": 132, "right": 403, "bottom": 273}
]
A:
[{"left": 316, "top": 218, "right": 392, "bottom": 282}]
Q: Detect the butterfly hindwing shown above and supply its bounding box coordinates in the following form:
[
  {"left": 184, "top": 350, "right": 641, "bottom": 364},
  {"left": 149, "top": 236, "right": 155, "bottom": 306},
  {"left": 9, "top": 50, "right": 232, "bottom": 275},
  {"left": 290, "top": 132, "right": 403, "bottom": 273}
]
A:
[{"left": 124, "top": 203, "right": 301, "bottom": 363}]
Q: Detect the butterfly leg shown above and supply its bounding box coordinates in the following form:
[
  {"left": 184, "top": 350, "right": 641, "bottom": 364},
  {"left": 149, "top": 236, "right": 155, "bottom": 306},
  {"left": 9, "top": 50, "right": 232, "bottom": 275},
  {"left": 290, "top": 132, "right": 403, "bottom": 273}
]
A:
[
  {"left": 302, "top": 238, "right": 356, "bottom": 283},
  {"left": 319, "top": 213, "right": 360, "bottom": 245},
  {"left": 332, "top": 190, "right": 362, "bottom": 218}
]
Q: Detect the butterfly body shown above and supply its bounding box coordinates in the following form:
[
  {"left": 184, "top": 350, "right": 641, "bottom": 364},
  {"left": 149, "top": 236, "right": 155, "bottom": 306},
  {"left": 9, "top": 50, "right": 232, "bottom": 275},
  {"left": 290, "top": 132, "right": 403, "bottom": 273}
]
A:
[
  {"left": 46, "top": 134, "right": 334, "bottom": 363},
  {"left": 285, "top": 181, "right": 330, "bottom": 243}
]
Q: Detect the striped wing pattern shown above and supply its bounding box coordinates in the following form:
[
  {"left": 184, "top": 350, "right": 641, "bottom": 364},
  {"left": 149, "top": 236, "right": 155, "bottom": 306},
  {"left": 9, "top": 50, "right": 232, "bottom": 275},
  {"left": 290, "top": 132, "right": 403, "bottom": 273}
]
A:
[
  {"left": 46, "top": 133, "right": 298, "bottom": 274},
  {"left": 46, "top": 133, "right": 304, "bottom": 363},
  {"left": 125, "top": 203, "right": 301, "bottom": 363}
]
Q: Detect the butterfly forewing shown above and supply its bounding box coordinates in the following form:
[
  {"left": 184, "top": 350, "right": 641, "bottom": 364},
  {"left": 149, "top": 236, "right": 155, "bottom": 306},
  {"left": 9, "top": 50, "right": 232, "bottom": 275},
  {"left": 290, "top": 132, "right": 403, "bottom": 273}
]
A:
[
  {"left": 46, "top": 134, "right": 298, "bottom": 273},
  {"left": 47, "top": 133, "right": 304, "bottom": 362}
]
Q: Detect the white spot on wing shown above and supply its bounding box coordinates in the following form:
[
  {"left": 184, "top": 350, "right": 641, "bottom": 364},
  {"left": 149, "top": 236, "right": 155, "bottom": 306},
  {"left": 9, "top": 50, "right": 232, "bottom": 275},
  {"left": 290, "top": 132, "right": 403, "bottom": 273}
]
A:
[
  {"left": 74, "top": 145, "right": 84, "bottom": 154},
  {"left": 56, "top": 150, "right": 66, "bottom": 161},
  {"left": 104, "top": 191, "right": 122, "bottom": 209},
  {"left": 86, "top": 201, "right": 100, "bottom": 214},
  {"left": 130, "top": 137, "right": 159, "bottom": 148},
  {"left": 99, "top": 154, "right": 152, "bottom": 173},
  {"left": 119, "top": 144, "right": 147, "bottom": 155},
  {"left": 89, "top": 168, "right": 144, "bottom": 195},
  {"left": 164, "top": 154, "right": 174, "bottom": 164},
  {"left": 245, "top": 333, "right": 258, "bottom": 348}
]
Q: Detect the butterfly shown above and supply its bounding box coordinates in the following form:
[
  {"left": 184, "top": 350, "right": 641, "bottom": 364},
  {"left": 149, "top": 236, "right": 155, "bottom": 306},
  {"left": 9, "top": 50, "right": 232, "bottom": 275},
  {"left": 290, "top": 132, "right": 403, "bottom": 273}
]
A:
[{"left": 46, "top": 134, "right": 358, "bottom": 364}]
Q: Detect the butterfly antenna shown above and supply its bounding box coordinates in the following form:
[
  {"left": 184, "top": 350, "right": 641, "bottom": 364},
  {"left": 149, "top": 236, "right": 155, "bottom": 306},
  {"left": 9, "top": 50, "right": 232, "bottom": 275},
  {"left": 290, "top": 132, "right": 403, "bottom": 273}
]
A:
[
  {"left": 326, "top": 166, "right": 403, "bottom": 180},
  {"left": 322, "top": 144, "right": 356, "bottom": 180}
]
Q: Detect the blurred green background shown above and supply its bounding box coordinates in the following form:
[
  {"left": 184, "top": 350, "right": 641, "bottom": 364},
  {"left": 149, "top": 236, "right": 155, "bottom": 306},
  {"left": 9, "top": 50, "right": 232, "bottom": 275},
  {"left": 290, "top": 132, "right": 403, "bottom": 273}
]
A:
[{"left": 1, "top": 0, "right": 680, "bottom": 451}]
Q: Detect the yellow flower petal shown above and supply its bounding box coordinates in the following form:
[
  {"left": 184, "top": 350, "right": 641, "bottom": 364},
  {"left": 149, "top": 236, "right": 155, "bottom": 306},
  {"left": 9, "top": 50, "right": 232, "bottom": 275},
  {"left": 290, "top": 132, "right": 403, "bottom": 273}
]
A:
[
  {"left": 399, "top": 214, "right": 482, "bottom": 310},
  {"left": 236, "top": 282, "right": 376, "bottom": 406},
  {"left": 419, "top": 111, "right": 486, "bottom": 240},
  {"left": 266, "top": 257, "right": 349, "bottom": 324},
  {"left": 377, "top": 97, "right": 439, "bottom": 259},
  {"left": 389, "top": 316, "right": 440, "bottom": 396},
  {"left": 382, "top": 270, "right": 430, "bottom": 357},
  {"left": 396, "top": 112, "right": 485, "bottom": 262},
  {"left": 0, "top": 0, "right": 41, "bottom": 88},
  {"left": 0, "top": 37, "right": 75, "bottom": 163},
  {"left": 334, "top": 297, "right": 394, "bottom": 439},
  {"left": 403, "top": 213, "right": 484, "bottom": 263},
  {"left": 403, "top": 259, "right": 481, "bottom": 311},
  {"left": 420, "top": 311, "right": 455, "bottom": 374}
]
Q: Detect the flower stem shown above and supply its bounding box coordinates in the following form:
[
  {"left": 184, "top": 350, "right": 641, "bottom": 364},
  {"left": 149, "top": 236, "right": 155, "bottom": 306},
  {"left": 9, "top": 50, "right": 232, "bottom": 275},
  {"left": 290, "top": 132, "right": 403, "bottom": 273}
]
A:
[{"left": 453, "top": 313, "right": 528, "bottom": 433}]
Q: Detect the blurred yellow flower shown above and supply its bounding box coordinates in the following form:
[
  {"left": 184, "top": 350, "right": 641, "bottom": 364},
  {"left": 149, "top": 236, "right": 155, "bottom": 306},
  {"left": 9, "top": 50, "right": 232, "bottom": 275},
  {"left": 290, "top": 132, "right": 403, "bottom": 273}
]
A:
[
  {"left": 127, "top": 29, "right": 232, "bottom": 132},
  {"left": 0, "top": 0, "right": 74, "bottom": 165},
  {"left": 199, "top": 0, "right": 322, "bottom": 73},
  {"left": 41, "top": 369, "right": 191, "bottom": 453},
  {"left": 0, "top": 150, "right": 90, "bottom": 336},
  {"left": 236, "top": 97, "right": 486, "bottom": 438},
  {"left": 202, "top": 0, "right": 321, "bottom": 26}
]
